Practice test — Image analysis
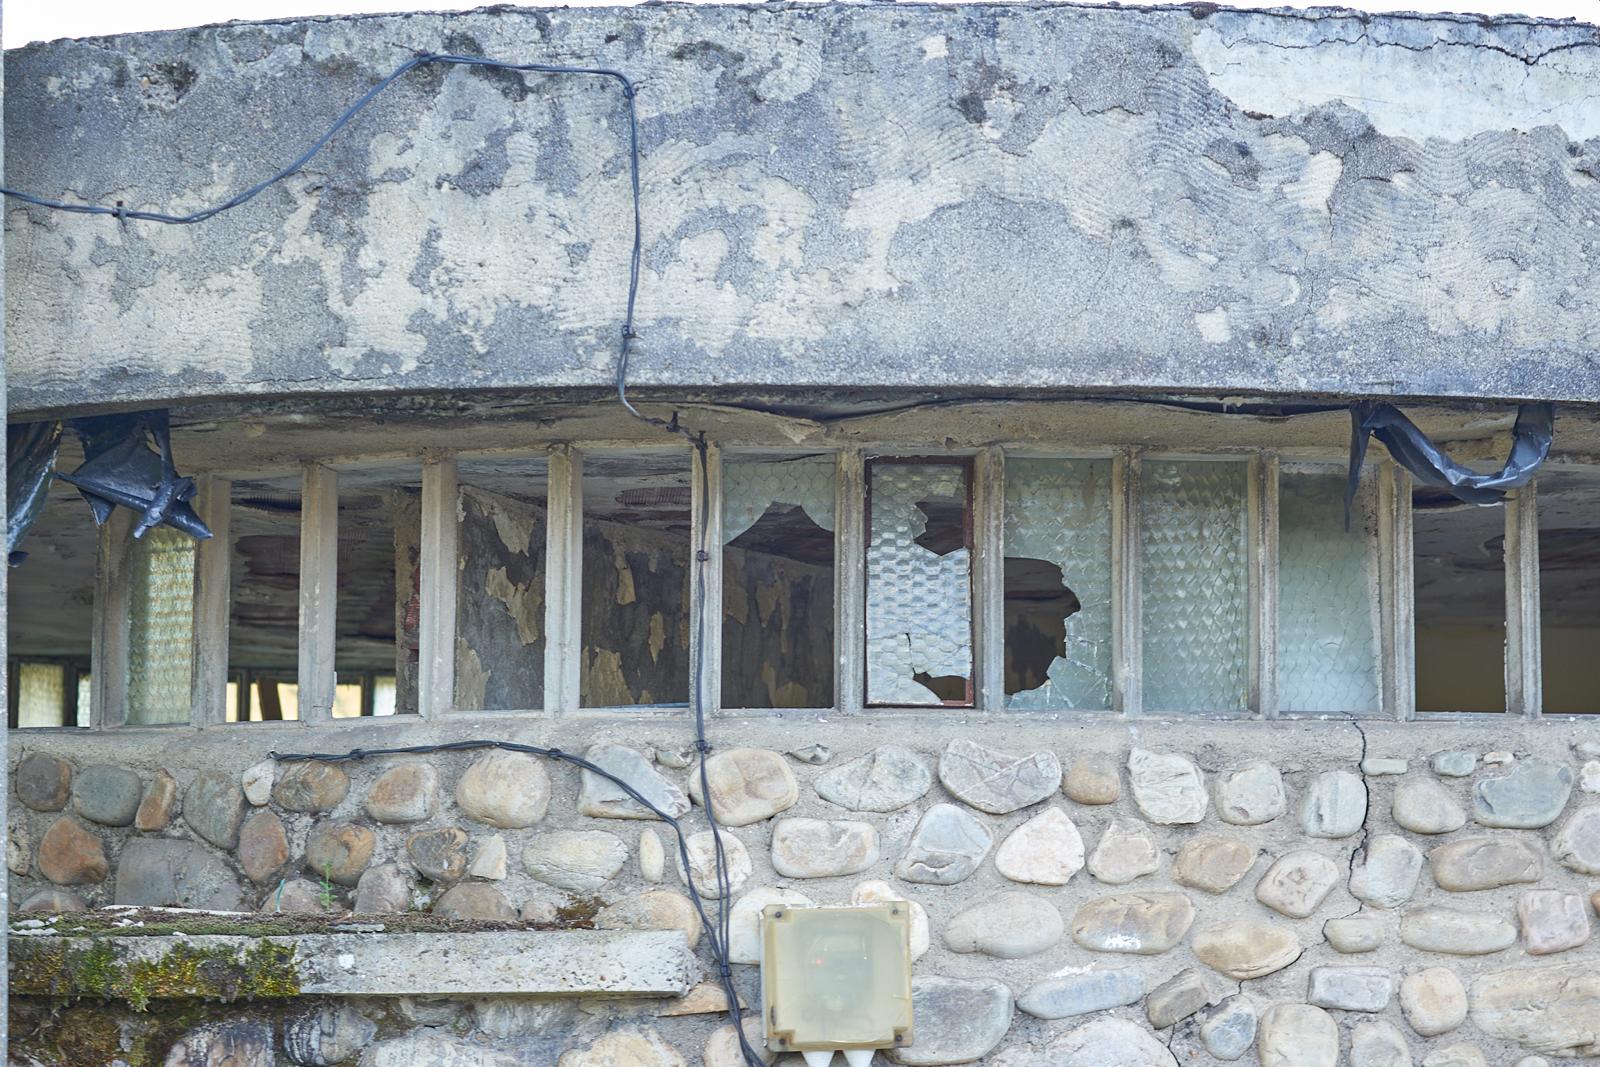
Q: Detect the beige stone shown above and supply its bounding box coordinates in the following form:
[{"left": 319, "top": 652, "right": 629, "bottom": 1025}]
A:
[
  {"left": 703, "top": 1017, "right": 773, "bottom": 1067},
  {"left": 1062, "top": 755, "right": 1120, "bottom": 805},
  {"left": 456, "top": 751, "right": 551, "bottom": 829},
  {"left": 596, "top": 889, "right": 703, "bottom": 949},
  {"left": 1071, "top": 892, "right": 1195, "bottom": 954},
  {"left": 688, "top": 748, "right": 798, "bottom": 826},
  {"left": 304, "top": 821, "right": 376, "bottom": 886},
  {"left": 1470, "top": 962, "right": 1600, "bottom": 1057},
  {"left": 639, "top": 828, "right": 665, "bottom": 883},
  {"left": 994, "top": 806, "right": 1085, "bottom": 885},
  {"left": 1400, "top": 967, "right": 1467, "bottom": 1037},
  {"left": 1192, "top": 921, "right": 1301, "bottom": 979},
  {"left": 273, "top": 760, "right": 350, "bottom": 813},
  {"left": 364, "top": 763, "right": 437, "bottom": 823},
  {"left": 1172, "top": 835, "right": 1255, "bottom": 894},
  {"left": 238, "top": 810, "right": 290, "bottom": 884},
  {"left": 432, "top": 883, "right": 516, "bottom": 922},
  {"left": 1087, "top": 818, "right": 1159, "bottom": 884},
  {"left": 1254, "top": 850, "right": 1340, "bottom": 918},
  {"left": 658, "top": 982, "right": 743, "bottom": 1017},
  {"left": 1258, "top": 1004, "right": 1337, "bottom": 1067},
  {"left": 556, "top": 1028, "right": 687, "bottom": 1067},
  {"left": 134, "top": 769, "right": 180, "bottom": 832},
  {"left": 769, "top": 817, "right": 878, "bottom": 878},
  {"left": 37, "top": 816, "right": 107, "bottom": 885},
  {"left": 676, "top": 829, "right": 751, "bottom": 898},
  {"left": 1517, "top": 890, "right": 1591, "bottom": 955},
  {"left": 1427, "top": 836, "right": 1542, "bottom": 891}
]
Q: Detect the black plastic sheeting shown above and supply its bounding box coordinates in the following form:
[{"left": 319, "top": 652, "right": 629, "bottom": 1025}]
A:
[
  {"left": 6, "top": 421, "right": 63, "bottom": 566},
  {"left": 1346, "top": 401, "right": 1555, "bottom": 526},
  {"left": 55, "top": 411, "right": 213, "bottom": 542}
]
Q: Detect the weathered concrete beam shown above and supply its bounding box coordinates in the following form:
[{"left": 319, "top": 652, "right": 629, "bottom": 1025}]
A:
[{"left": 11, "top": 930, "right": 695, "bottom": 1002}]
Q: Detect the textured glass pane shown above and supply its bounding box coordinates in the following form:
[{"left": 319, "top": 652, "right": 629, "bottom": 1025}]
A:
[
  {"left": 866, "top": 462, "right": 972, "bottom": 706},
  {"left": 1005, "top": 458, "right": 1113, "bottom": 710},
  {"left": 16, "top": 662, "right": 67, "bottom": 728},
  {"left": 1536, "top": 470, "right": 1600, "bottom": 713},
  {"left": 455, "top": 458, "right": 548, "bottom": 711},
  {"left": 1414, "top": 489, "right": 1505, "bottom": 713},
  {"left": 127, "top": 527, "right": 196, "bottom": 724},
  {"left": 722, "top": 456, "right": 836, "bottom": 709},
  {"left": 1278, "top": 468, "right": 1381, "bottom": 713},
  {"left": 1140, "top": 460, "right": 1248, "bottom": 712}
]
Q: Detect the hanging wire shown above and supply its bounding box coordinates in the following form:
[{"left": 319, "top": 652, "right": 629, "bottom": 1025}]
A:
[{"left": 2, "top": 47, "right": 760, "bottom": 1066}]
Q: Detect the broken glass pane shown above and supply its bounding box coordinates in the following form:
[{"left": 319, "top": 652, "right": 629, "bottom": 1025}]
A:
[
  {"left": 1278, "top": 466, "right": 1381, "bottom": 714},
  {"left": 455, "top": 456, "right": 548, "bottom": 712},
  {"left": 866, "top": 460, "right": 973, "bottom": 706},
  {"left": 1140, "top": 460, "right": 1248, "bottom": 713},
  {"left": 1004, "top": 458, "right": 1113, "bottom": 710},
  {"left": 126, "top": 526, "right": 196, "bottom": 725},
  {"left": 1535, "top": 469, "right": 1600, "bottom": 713},
  {"left": 1414, "top": 486, "right": 1505, "bottom": 713},
  {"left": 722, "top": 455, "right": 836, "bottom": 708}
]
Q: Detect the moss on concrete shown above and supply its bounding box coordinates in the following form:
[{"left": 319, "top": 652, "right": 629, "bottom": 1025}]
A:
[{"left": 12, "top": 937, "right": 299, "bottom": 1010}]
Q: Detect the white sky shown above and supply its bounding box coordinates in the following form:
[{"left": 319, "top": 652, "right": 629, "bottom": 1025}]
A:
[{"left": 4, "top": 0, "right": 1598, "bottom": 47}]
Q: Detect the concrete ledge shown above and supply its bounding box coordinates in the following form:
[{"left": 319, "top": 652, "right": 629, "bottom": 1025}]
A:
[{"left": 11, "top": 930, "right": 695, "bottom": 1002}]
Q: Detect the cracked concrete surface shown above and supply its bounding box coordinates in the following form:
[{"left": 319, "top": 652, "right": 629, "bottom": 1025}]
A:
[{"left": 6, "top": 3, "right": 1600, "bottom": 416}]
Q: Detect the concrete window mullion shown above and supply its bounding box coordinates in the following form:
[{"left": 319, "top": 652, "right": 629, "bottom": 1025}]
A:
[
  {"left": 835, "top": 450, "right": 867, "bottom": 716},
  {"left": 190, "top": 475, "right": 232, "bottom": 726},
  {"left": 543, "top": 447, "right": 583, "bottom": 714},
  {"left": 1379, "top": 460, "right": 1416, "bottom": 721},
  {"left": 1505, "top": 480, "right": 1541, "bottom": 720},
  {"left": 974, "top": 446, "right": 1006, "bottom": 712},
  {"left": 298, "top": 463, "right": 338, "bottom": 723},
  {"left": 418, "top": 455, "right": 458, "bottom": 719},
  {"left": 691, "top": 443, "right": 723, "bottom": 716},
  {"left": 1251, "top": 453, "right": 1280, "bottom": 720},
  {"left": 1112, "top": 450, "right": 1141, "bottom": 717}
]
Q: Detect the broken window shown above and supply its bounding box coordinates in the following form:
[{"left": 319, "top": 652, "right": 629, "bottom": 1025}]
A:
[
  {"left": 125, "top": 526, "right": 197, "bottom": 725},
  {"left": 581, "top": 452, "right": 692, "bottom": 707},
  {"left": 228, "top": 475, "right": 302, "bottom": 722},
  {"left": 1140, "top": 459, "right": 1249, "bottom": 713},
  {"left": 865, "top": 459, "right": 973, "bottom": 707},
  {"left": 335, "top": 464, "right": 422, "bottom": 717},
  {"left": 1278, "top": 465, "right": 1382, "bottom": 714},
  {"left": 455, "top": 456, "right": 548, "bottom": 712},
  {"left": 1535, "top": 469, "right": 1600, "bottom": 714},
  {"left": 721, "top": 454, "right": 836, "bottom": 709},
  {"left": 1003, "top": 458, "right": 1113, "bottom": 710},
  {"left": 1414, "top": 489, "right": 1506, "bottom": 713},
  {"left": 7, "top": 443, "right": 95, "bottom": 728}
]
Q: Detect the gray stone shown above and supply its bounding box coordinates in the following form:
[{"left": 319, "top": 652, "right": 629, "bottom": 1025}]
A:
[
  {"left": 1514, "top": 1059, "right": 1552, "bottom": 1067},
  {"left": 468, "top": 835, "right": 507, "bottom": 880},
  {"left": 1127, "top": 748, "right": 1207, "bottom": 824},
  {"left": 361, "top": 1033, "right": 521, "bottom": 1067},
  {"left": 238, "top": 810, "right": 290, "bottom": 884},
  {"left": 938, "top": 738, "right": 1061, "bottom": 815},
  {"left": 36, "top": 816, "right": 107, "bottom": 885},
  {"left": 1431, "top": 751, "right": 1477, "bottom": 777},
  {"left": 1199, "top": 996, "right": 1258, "bottom": 1061},
  {"left": 73, "top": 764, "right": 142, "bottom": 826},
  {"left": 1427, "top": 836, "right": 1542, "bottom": 891},
  {"left": 787, "top": 743, "right": 831, "bottom": 765},
  {"left": 1087, "top": 817, "right": 1159, "bottom": 884},
  {"left": 1551, "top": 803, "right": 1600, "bottom": 874},
  {"left": 639, "top": 828, "right": 665, "bottom": 882},
  {"left": 19, "top": 888, "right": 87, "bottom": 913},
  {"left": 16, "top": 752, "right": 72, "bottom": 811},
  {"left": 1517, "top": 889, "right": 1590, "bottom": 955},
  {"left": 433, "top": 883, "right": 516, "bottom": 921},
  {"left": 676, "top": 829, "right": 752, "bottom": 898},
  {"left": 272, "top": 760, "right": 351, "bottom": 813},
  {"left": 1254, "top": 849, "right": 1341, "bottom": 918},
  {"left": 304, "top": 821, "right": 376, "bottom": 886},
  {"left": 1300, "top": 769, "right": 1368, "bottom": 838},
  {"left": 1071, "top": 892, "right": 1195, "bottom": 955},
  {"left": 1400, "top": 967, "right": 1467, "bottom": 1037},
  {"left": 285, "top": 1006, "right": 378, "bottom": 1066},
  {"left": 994, "top": 806, "right": 1085, "bottom": 885},
  {"left": 456, "top": 751, "right": 551, "bottom": 829},
  {"left": 8, "top": 821, "right": 29, "bottom": 875},
  {"left": 1308, "top": 965, "right": 1394, "bottom": 1012},
  {"left": 1172, "top": 835, "right": 1255, "bottom": 894},
  {"left": 1146, "top": 968, "right": 1211, "bottom": 1029},
  {"left": 363, "top": 762, "right": 437, "bottom": 823},
  {"left": 474, "top": 998, "right": 580, "bottom": 1037},
  {"left": 688, "top": 747, "right": 798, "bottom": 826},
  {"left": 1400, "top": 907, "right": 1516, "bottom": 955},
  {"left": 1350, "top": 1020, "right": 1413, "bottom": 1067},
  {"left": 769, "top": 817, "right": 878, "bottom": 878},
  {"left": 889, "top": 976, "right": 1012, "bottom": 1065},
  {"left": 1349, "top": 834, "right": 1423, "bottom": 909},
  {"left": 944, "top": 891, "right": 1063, "bottom": 958},
  {"left": 242, "top": 760, "right": 274, "bottom": 806},
  {"left": 816, "top": 745, "right": 932, "bottom": 812},
  {"left": 1362, "top": 758, "right": 1408, "bottom": 775},
  {"left": 728, "top": 886, "right": 814, "bottom": 963},
  {"left": 1258, "top": 1004, "right": 1337, "bottom": 1067},
  {"left": 596, "top": 889, "right": 702, "bottom": 950},
  {"left": 1192, "top": 920, "right": 1301, "bottom": 979},
  {"left": 1470, "top": 963, "right": 1600, "bottom": 1057},
  {"left": 523, "top": 829, "right": 627, "bottom": 891},
  {"left": 895, "top": 803, "right": 991, "bottom": 885},
  {"left": 165, "top": 1022, "right": 273, "bottom": 1067},
  {"left": 266, "top": 879, "right": 334, "bottom": 914},
  {"left": 1016, "top": 968, "right": 1145, "bottom": 1019},
  {"left": 115, "top": 838, "right": 244, "bottom": 910},
  {"left": 1214, "top": 762, "right": 1286, "bottom": 825},
  {"left": 407, "top": 826, "right": 470, "bottom": 882},
  {"left": 556, "top": 1028, "right": 686, "bottom": 1067},
  {"left": 183, "top": 769, "right": 246, "bottom": 850},
  {"left": 1062, "top": 754, "right": 1121, "bottom": 805},
  {"left": 1582, "top": 760, "right": 1600, "bottom": 793},
  {"left": 1422, "top": 1047, "right": 1487, "bottom": 1067},
  {"left": 578, "top": 743, "right": 690, "bottom": 820},
  {"left": 1392, "top": 777, "right": 1467, "bottom": 834},
  {"left": 135, "top": 769, "right": 180, "bottom": 831},
  {"left": 1473, "top": 759, "right": 1573, "bottom": 828},
  {"left": 1325, "top": 915, "right": 1386, "bottom": 953},
  {"left": 1039, "top": 1018, "right": 1178, "bottom": 1066},
  {"left": 354, "top": 863, "right": 412, "bottom": 914}
]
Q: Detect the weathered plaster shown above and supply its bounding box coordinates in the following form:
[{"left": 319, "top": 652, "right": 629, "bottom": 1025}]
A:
[{"left": 6, "top": 3, "right": 1600, "bottom": 415}]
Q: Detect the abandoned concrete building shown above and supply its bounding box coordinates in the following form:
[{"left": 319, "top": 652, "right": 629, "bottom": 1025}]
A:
[{"left": 4, "top": 1, "right": 1600, "bottom": 1065}]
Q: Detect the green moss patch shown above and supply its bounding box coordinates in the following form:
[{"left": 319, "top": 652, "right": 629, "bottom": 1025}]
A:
[{"left": 12, "top": 938, "right": 299, "bottom": 1010}]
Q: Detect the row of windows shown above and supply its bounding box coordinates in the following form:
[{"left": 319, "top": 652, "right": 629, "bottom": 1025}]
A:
[{"left": 7, "top": 441, "right": 1595, "bottom": 727}]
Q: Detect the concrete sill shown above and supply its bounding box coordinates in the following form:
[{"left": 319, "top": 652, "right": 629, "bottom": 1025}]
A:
[{"left": 11, "top": 929, "right": 695, "bottom": 1003}]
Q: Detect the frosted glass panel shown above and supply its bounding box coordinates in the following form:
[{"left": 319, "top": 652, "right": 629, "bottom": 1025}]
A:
[
  {"left": 1005, "top": 458, "right": 1114, "bottom": 710},
  {"left": 866, "top": 461, "right": 972, "bottom": 706},
  {"left": 722, "top": 456, "right": 836, "bottom": 543},
  {"left": 127, "top": 527, "right": 196, "bottom": 725},
  {"left": 1278, "top": 468, "right": 1381, "bottom": 713},
  {"left": 1140, "top": 460, "right": 1248, "bottom": 712},
  {"left": 16, "top": 663, "right": 67, "bottom": 728}
]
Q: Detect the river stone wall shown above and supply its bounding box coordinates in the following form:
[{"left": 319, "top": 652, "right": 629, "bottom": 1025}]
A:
[{"left": 8, "top": 717, "right": 1600, "bottom": 1065}]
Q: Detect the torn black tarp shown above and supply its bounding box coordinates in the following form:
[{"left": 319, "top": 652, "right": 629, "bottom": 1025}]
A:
[
  {"left": 1346, "top": 401, "right": 1555, "bottom": 526},
  {"left": 6, "top": 421, "right": 63, "bottom": 566},
  {"left": 56, "top": 411, "right": 212, "bottom": 541}
]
